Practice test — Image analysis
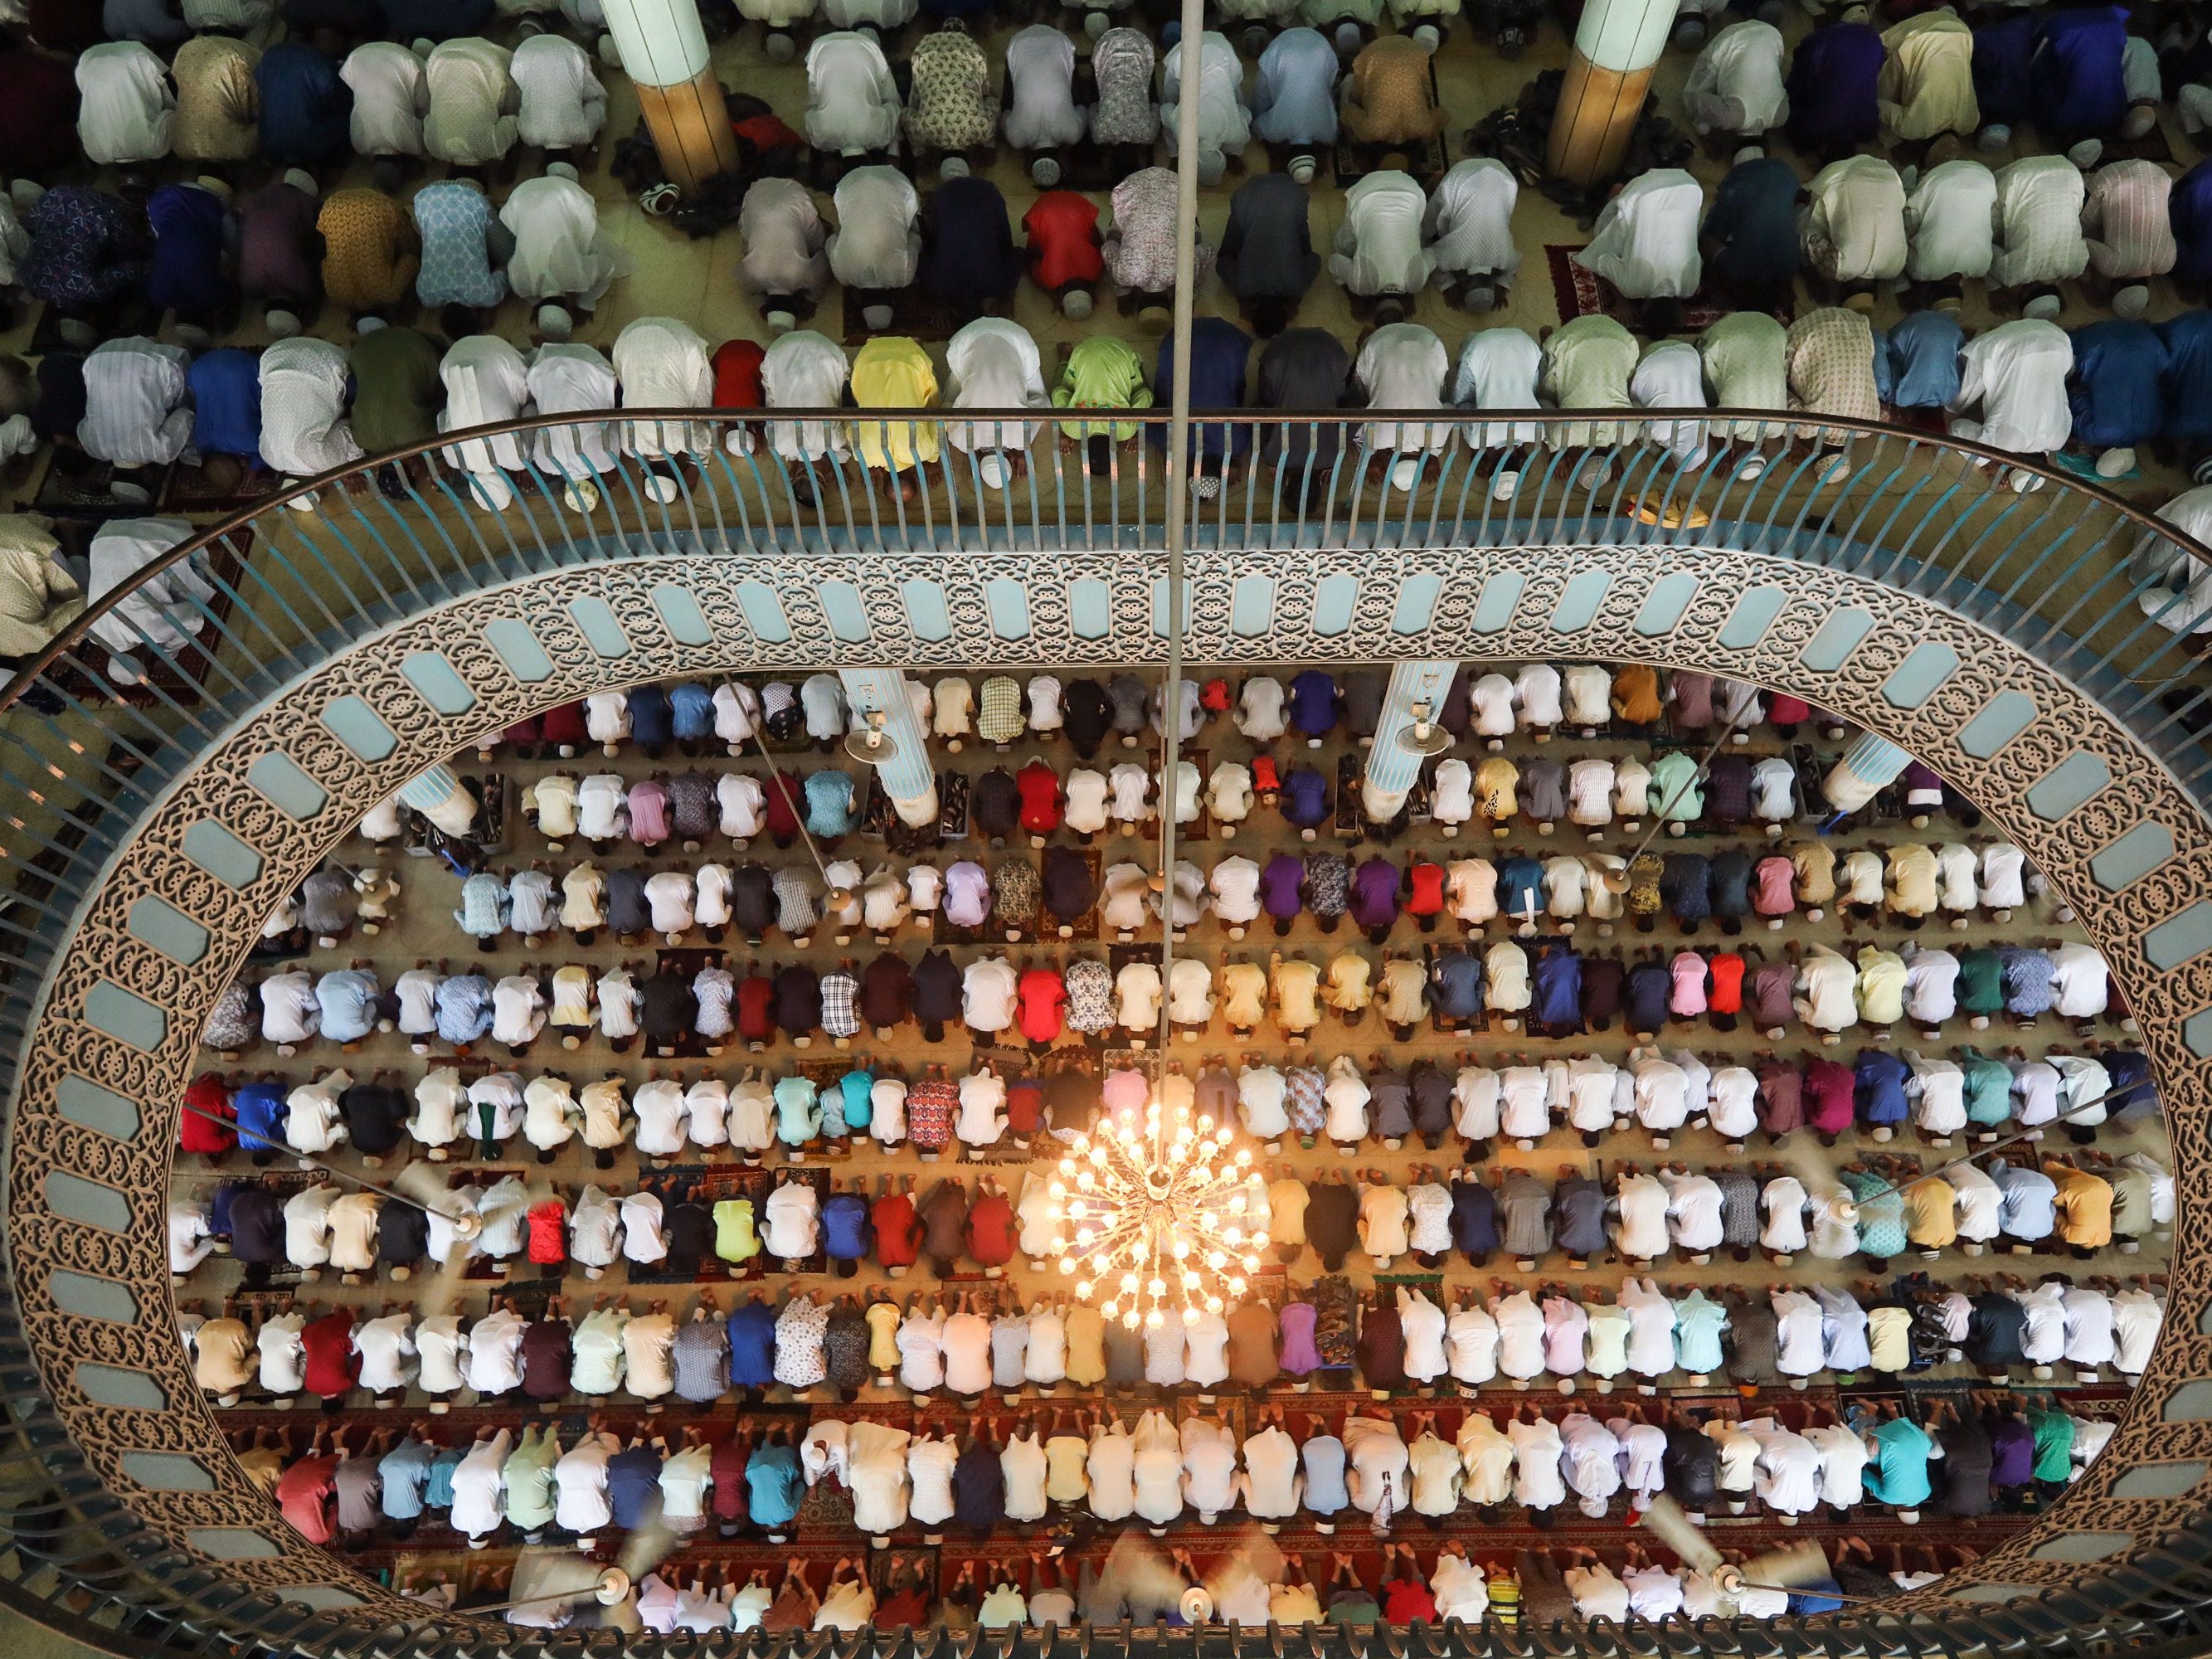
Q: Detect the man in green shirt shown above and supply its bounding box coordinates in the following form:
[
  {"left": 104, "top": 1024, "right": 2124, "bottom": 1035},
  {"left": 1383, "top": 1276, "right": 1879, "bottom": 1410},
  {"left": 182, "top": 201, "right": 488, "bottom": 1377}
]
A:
[
  {"left": 347, "top": 320, "right": 445, "bottom": 494},
  {"left": 502, "top": 1422, "right": 562, "bottom": 1542},
  {"left": 1957, "top": 947, "right": 2005, "bottom": 1024},
  {"left": 2030, "top": 1401, "right": 2077, "bottom": 1496}
]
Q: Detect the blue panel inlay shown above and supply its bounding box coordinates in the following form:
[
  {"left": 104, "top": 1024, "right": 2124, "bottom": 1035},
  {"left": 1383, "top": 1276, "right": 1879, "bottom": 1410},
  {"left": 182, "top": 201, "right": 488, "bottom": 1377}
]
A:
[
  {"left": 75, "top": 1363, "right": 166, "bottom": 1410},
  {"left": 400, "top": 651, "right": 476, "bottom": 715},
  {"left": 484, "top": 618, "right": 555, "bottom": 683},
  {"left": 84, "top": 981, "right": 164, "bottom": 1051},
  {"left": 736, "top": 581, "right": 791, "bottom": 644},
  {"left": 1957, "top": 691, "right": 2038, "bottom": 758},
  {"left": 1311, "top": 574, "right": 1359, "bottom": 636},
  {"left": 56, "top": 1075, "right": 139, "bottom": 1139},
  {"left": 1471, "top": 573, "right": 1524, "bottom": 633},
  {"left": 44, "top": 1171, "right": 129, "bottom": 1232},
  {"left": 182, "top": 820, "right": 260, "bottom": 888},
  {"left": 1717, "top": 586, "right": 1787, "bottom": 648},
  {"left": 903, "top": 580, "right": 953, "bottom": 642},
  {"left": 246, "top": 753, "right": 326, "bottom": 820},
  {"left": 566, "top": 596, "right": 633, "bottom": 659},
  {"left": 2146, "top": 902, "right": 2212, "bottom": 970},
  {"left": 1799, "top": 607, "right": 1874, "bottom": 672},
  {"left": 2091, "top": 823, "right": 2174, "bottom": 890},
  {"left": 1548, "top": 570, "right": 1611, "bottom": 634},
  {"left": 1232, "top": 576, "right": 1274, "bottom": 638},
  {"left": 123, "top": 1452, "right": 216, "bottom": 1492},
  {"left": 819, "top": 580, "right": 873, "bottom": 643},
  {"left": 1634, "top": 572, "right": 1699, "bottom": 636},
  {"left": 127, "top": 896, "right": 207, "bottom": 966},
  {"left": 990, "top": 578, "right": 1034, "bottom": 639},
  {"left": 651, "top": 585, "right": 714, "bottom": 647},
  {"left": 2025, "top": 753, "right": 2111, "bottom": 820},
  {"left": 1882, "top": 642, "right": 1959, "bottom": 708},
  {"left": 1391, "top": 573, "right": 1441, "bottom": 635},
  {"left": 1068, "top": 579, "right": 1111, "bottom": 640},
  {"left": 48, "top": 1270, "right": 137, "bottom": 1325},
  {"left": 320, "top": 696, "right": 396, "bottom": 762}
]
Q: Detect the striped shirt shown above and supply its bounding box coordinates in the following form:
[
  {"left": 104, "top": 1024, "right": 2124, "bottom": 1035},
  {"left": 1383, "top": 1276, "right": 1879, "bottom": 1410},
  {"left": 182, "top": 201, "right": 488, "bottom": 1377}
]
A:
[
  {"left": 977, "top": 675, "right": 1023, "bottom": 742},
  {"left": 80, "top": 338, "right": 192, "bottom": 467},
  {"left": 2083, "top": 159, "right": 2176, "bottom": 280}
]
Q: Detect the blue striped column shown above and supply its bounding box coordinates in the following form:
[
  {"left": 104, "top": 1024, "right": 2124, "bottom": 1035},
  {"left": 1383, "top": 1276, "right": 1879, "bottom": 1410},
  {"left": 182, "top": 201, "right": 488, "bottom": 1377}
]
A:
[
  {"left": 839, "top": 668, "right": 939, "bottom": 827},
  {"left": 1362, "top": 660, "right": 1459, "bottom": 819},
  {"left": 1821, "top": 733, "right": 1909, "bottom": 815},
  {"left": 397, "top": 764, "right": 479, "bottom": 836}
]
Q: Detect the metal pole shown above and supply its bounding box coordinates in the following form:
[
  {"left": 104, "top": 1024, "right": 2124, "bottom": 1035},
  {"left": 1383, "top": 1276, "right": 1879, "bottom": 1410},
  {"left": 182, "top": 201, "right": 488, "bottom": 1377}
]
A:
[{"left": 1152, "top": 0, "right": 1206, "bottom": 1078}]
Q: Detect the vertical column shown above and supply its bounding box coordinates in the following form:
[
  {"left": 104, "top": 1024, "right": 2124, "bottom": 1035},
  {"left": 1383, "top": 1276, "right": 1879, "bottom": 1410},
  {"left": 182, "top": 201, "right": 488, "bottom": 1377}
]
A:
[
  {"left": 1821, "top": 732, "right": 1908, "bottom": 815},
  {"left": 1360, "top": 660, "right": 1459, "bottom": 822},
  {"left": 602, "top": 0, "right": 741, "bottom": 194},
  {"left": 398, "top": 763, "right": 480, "bottom": 838},
  {"left": 839, "top": 669, "right": 940, "bottom": 828},
  {"left": 1546, "top": 0, "right": 1680, "bottom": 187}
]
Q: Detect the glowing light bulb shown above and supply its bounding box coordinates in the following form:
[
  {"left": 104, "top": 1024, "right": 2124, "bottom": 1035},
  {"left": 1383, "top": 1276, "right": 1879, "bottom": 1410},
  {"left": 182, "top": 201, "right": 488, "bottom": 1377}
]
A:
[
  {"left": 1145, "top": 1309, "right": 1164, "bottom": 1330},
  {"left": 1228, "top": 1195, "right": 1247, "bottom": 1214},
  {"left": 1242, "top": 1255, "right": 1261, "bottom": 1272},
  {"left": 1205, "top": 1296, "right": 1223, "bottom": 1314},
  {"left": 1148, "top": 1277, "right": 1167, "bottom": 1297},
  {"left": 1075, "top": 1280, "right": 1092, "bottom": 1298},
  {"left": 1125, "top": 1311, "right": 1143, "bottom": 1331},
  {"left": 1121, "top": 1272, "right": 1140, "bottom": 1294},
  {"left": 1228, "top": 1276, "right": 1247, "bottom": 1295},
  {"left": 1207, "top": 1250, "right": 1228, "bottom": 1271},
  {"left": 1252, "top": 1231, "right": 1269, "bottom": 1249},
  {"left": 1059, "top": 1257, "right": 1077, "bottom": 1275},
  {"left": 1223, "top": 1225, "right": 1243, "bottom": 1245}
]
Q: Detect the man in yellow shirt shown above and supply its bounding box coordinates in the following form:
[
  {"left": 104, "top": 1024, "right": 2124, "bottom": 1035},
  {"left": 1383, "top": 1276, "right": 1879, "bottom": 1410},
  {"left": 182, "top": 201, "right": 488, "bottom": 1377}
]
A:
[
  {"left": 2045, "top": 1159, "right": 2115, "bottom": 1255},
  {"left": 850, "top": 335, "right": 941, "bottom": 493}
]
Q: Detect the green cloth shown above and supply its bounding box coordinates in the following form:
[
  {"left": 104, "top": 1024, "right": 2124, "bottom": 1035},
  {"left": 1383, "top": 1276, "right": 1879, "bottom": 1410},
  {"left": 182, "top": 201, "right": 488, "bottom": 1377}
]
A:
[
  {"left": 1961, "top": 1049, "right": 2014, "bottom": 1125},
  {"left": 347, "top": 325, "right": 446, "bottom": 455},
  {"left": 1053, "top": 337, "right": 1153, "bottom": 440},
  {"left": 1957, "top": 948, "right": 2005, "bottom": 1015},
  {"left": 2030, "top": 1408, "right": 2076, "bottom": 1482},
  {"left": 1841, "top": 1168, "right": 1906, "bottom": 1257},
  {"left": 1647, "top": 751, "right": 1704, "bottom": 821},
  {"left": 502, "top": 1427, "right": 562, "bottom": 1530},
  {"left": 1862, "top": 1416, "right": 1932, "bottom": 1508},
  {"left": 714, "top": 1197, "right": 760, "bottom": 1263}
]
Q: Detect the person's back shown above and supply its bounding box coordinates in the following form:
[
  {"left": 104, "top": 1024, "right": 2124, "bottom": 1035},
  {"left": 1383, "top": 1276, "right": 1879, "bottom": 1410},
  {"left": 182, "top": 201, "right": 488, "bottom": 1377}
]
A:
[
  {"left": 1341, "top": 34, "right": 1442, "bottom": 145},
  {"left": 919, "top": 176, "right": 1023, "bottom": 304},
  {"left": 1251, "top": 27, "right": 1339, "bottom": 153},
  {"left": 1332, "top": 169, "right": 1431, "bottom": 300},
  {"left": 1218, "top": 173, "right": 1320, "bottom": 311}
]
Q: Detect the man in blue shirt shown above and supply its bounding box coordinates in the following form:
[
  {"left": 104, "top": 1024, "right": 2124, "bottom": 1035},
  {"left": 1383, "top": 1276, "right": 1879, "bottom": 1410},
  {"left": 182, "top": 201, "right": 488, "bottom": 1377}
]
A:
[
  {"left": 1990, "top": 1158, "right": 2059, "bottom": 1243},
  {"left": 1430, "top": 946, "right": 1485, "bottom": 1024},
  {"left": 744, "top": 1431, "right": 805, "bottom": 1538},
  {"left": 628, "top": 683, "right": 673, "bottom": 754},
  {"left": 2069, "top": 319, "right": 2166, "bottom": 474},
  {"left": 1250, "top": 27, "right": 1339, "bottom": 164},
  {"left": 1288, "top": 669, "right": 1339, "bottom": 742},
  {"left": 917, "top": 176, "right": 1028, "bottom": 324},
  {"left": 1281, "top": 766, "right": 1331, "bottom": 834},
  {"left": 824, "top": 1184, "right": 873, "bottom": 1274},
  {"left": 2158, "top": 309, "right": 2212, "bottom": 480},
  {"left": 378, "top": 1433, "right": 435, "bottom": 1534},
  {"left": 1972, "top": 14, "right": 2037, "bottom": 145},
  {"left": 2030, "top": 6, "right": 2130, "bottom": 153},
  {"left": 233, "top": 1081, "right": 288, "bottom": 1160},
  {"left": 1854, "top": 1048, "right": 1911, "bottom": 1134},
  {"left": 1874, "top": 310, "right": 1965, "bottom": 410},
  {"left": 1785, "top": 21, "right": 1883, "bottom": 157},
  {"left": 670, "top": 681, "right": 717, "bottom": 750},
  {"left": 186, "top": 349, "right": 262, "bottom": 463},
  {"left": 1154, "top": 316, "right": 1255, "bottom": 493},
  {"left": 727, "top": 1295, "right": 780, "bottom": 1390},
  {"left": 255, "top": 42, "right": 353, "bottom": 170},
  {"left": 608, "top": 1438, "right": 664, "bottom": 1530},
  {"left": 2172, "top": 164, "right": 2212, "bottom": 289},
  {"left": 1530, "top": 946, "right": 1582, "bottom": 1030},
  {"left": 316, "top": 964, "right": 382, "bottom": 1045},
  {"left": 1702, "top": 153, "right": 1802, "bottom": 304}
]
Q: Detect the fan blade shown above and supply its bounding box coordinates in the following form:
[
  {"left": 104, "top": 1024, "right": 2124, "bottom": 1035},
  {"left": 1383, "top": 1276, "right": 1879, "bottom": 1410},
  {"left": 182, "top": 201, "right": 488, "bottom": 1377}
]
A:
[
  {"left": 1738, "top": 1539, "right": 1835, "bottom": 1593},
  {"left": 1096, "top": 1531, "right": 1188, "bottom": 1617},
  {"left": 1636, "top": 1494, "right": 1724, "bottom": 1576},
  {"left": 618, "top": 1506, "right": 683, "bottom": 1584}
]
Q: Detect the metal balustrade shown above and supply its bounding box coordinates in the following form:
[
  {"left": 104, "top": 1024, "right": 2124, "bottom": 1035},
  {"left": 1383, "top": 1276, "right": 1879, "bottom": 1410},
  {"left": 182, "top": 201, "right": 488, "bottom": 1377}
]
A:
[{"left": 3, "top": 406, "right": 2212, "bottom": 1658}]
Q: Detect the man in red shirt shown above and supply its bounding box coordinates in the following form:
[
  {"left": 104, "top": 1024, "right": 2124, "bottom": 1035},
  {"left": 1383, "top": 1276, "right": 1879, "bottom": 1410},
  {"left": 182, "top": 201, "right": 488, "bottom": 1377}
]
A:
[
  {"left": 737, "top": 970, "right": 778, "bottom": 1048},
  {"left": 873, "top": 1175, "right": 921, "bottom": 1275},
  {"left": 1005, "top": 1077, "right": 1045, "bottom": 1147},
  {"left": 180, "top": 1073, "right": 235, "bottom": 1155},
  {"left": 1022, "top": 190, "right": 1104, "bottom": 319},
  {"left": 537, "top": 699, "right": 588, "bottom": 757},
  {"left": 1016, "top": 966, "right": 1066, "bottom": 1049},
  {"left": 1015, "top": 757, "right": 1062, "bottom": 841},
  {"left": 1379, "top": 1545, "right": 1439, "bottom": 1624},
  {"left": 764, "top": 771, "right": 804, "bottom": 849},
  {"left": 1404, "top": 855, "right": 1447, "bottom": 928},
  {"left": 965, "top": 1176, "right": 1016, "bottom": 1270},
  {"left": 275, "top": 1428, "right": 343, "bottom": 1545},
  {"left": 300, "top": 1308, "right": 359, "bottom": 1402},
  {"left": 712, "top": 1430, "right": 751, "bottom": 1537},
  {"left": 527, "top": 1198, "right": 568, "bottom": 1266},
  {"left": 711, "top": 338, "right": 766, "bottom": 456}
]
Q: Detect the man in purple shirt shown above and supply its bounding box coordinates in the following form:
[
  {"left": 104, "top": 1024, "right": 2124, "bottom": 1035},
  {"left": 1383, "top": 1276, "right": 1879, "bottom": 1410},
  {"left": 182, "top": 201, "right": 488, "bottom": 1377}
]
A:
[
  {"left": 1287, "top": 669, "right": 1339, "bottom": 743},
  {"left": 1261, "top": 854, "right": 1305, "bottom": 936},
  {"left": 1281, "top": 767, "right": 1331, "bottom": 834},
  {"left": 1349, "top": 856, "right": 1400, "bottom": 942}
]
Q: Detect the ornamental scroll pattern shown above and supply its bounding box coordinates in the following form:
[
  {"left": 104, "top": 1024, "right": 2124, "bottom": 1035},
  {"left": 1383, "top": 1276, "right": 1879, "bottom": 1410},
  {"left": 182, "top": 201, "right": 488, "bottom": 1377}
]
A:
[{"left": 5, "top": 543, "right": 2211, "bottom": 1647}]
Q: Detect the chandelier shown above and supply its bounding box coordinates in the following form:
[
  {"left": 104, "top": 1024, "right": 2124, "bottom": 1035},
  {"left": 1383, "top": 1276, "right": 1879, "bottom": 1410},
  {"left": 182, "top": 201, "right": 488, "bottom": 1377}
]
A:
[{"left": 1044, "top": 1094, "right": 1268, "bottom": 1329}]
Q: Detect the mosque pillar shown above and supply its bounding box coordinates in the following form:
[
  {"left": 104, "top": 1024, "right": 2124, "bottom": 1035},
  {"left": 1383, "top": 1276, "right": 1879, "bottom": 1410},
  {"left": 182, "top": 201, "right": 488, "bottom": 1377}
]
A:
[
  {"left": 1546, "top": 0, "right": 1680, "bottom": 187},
  {"left": 601, "top": 0, "right": 741, "bottom": 194},
  {"left": 839, "top": 669, "right": 940, "bottom": 829},
  {"left": 1360, "top": 660, "right": 1459, "bottom": 822}
]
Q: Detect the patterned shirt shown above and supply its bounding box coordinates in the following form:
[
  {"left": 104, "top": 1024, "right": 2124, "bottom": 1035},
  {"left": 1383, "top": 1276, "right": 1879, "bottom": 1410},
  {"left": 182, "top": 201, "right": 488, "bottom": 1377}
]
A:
[
  {"left": 173, "top": 36, "right": 260, "bottom": 162},
  {"left": 906, "top": 1078, "right": 958, "bottom": 1149},
  {"left": 1286, "top": 1065, "right": 1325, "bottom": 1133},
  {"left": 978, "top": 676, "right": 1023, "bottom": 743},
  {"left": 2083, "top": 159, "right": 2176, "bottom": 280},
  {"left": 413, "top": 180, "right": 508, "bottom": 309},
  {"left": 772, "top": 1297, "right": 829, "bottom": 1389},
  {"left": 1106, "top": 167, "right": 1213, "bottom": 293},
  {"left": 1088, "top": 29, "right": 1158, "bottom": 146},
  {"left": 1305, "top": 854, "right": 1349, "bottom": 916},
  {"left": 773, "top": 867, "right": 817, "bottom": 936},
  {"left": 904, "top": 29, "right": 998, "bottom": 151},
  {"left": 318, "top": 188, "right": 419, "bottom": 311},
  {"left": 1784, "top": 307, "right": 1881, "bottom": 422},
  {"left": 1065, "top": 958, "right": 1115, "bottom": 1030},
  {"left": 820, "top": 969, "right": 859, "bottom": 1039}
]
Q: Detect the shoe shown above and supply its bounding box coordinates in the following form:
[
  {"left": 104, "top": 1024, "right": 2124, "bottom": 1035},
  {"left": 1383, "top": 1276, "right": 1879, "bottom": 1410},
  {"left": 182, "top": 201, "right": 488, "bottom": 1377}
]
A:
[{"left": 639, "top": 182, "right": 679, "bottom": 216}]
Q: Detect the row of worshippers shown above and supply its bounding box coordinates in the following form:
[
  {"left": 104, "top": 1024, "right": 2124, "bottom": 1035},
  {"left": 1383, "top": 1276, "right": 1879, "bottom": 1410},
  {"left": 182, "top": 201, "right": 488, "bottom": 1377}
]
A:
[
  {"left": 198, "top": 933, "right": 2120, "bottom": 1072},
  {"left": 218, "top": 1326, "right": 2133, "bottom": 1537},
  {"left": 184, "top": 1277, "right": 2166, "bottom": 1423},
  {"left": 69, "top": 33, "right": 605, "bottom": 176},
  {"left": 490, "top": 757, "right": 2003, "bottom": 866},
  {"left": 16, "top": 164, "right": 623, "bottom": 350},
  {"left": 174, "top": 1128, "right": 2169, "bottom": 1277},
  {"left": 469, "top": 667, "right": 1856, "bottom": 760}
]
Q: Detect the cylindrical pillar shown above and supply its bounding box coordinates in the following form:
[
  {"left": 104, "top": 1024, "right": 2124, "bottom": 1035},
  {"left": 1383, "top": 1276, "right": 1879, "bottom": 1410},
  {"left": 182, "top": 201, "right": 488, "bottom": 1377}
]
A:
[
  {"left": 839, "top": 669, "right": 939, "bottom": 829},
  {"left": 1547, "top": 0, "right": 1679, "bottom": 186},
  {"left": 1822, "top": 733, "right": 1908, "bottom": 815},
  {"left": 399, "top": 764, "right": 479, "bottom": 838},
  {"left": 603, "top": 0, "right": 741, "bottom": 194},
  {"left": 1361, "top": 660, "right": 1458, "bottom": 823}
]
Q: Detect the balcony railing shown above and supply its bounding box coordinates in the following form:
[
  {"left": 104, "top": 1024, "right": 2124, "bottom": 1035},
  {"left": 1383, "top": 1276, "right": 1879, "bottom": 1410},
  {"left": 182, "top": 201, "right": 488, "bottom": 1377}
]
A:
[{"left": 2, "top": 407, "right": 2211, "bottom": 1658}]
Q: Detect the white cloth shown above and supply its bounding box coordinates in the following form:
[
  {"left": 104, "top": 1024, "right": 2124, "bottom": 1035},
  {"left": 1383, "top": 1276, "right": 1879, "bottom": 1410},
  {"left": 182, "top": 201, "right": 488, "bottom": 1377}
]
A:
[
  {"left": 342, "top": 42, "right": 427, "bottom": 157},
  {"left": 260, "top": 338, "right": 364, "bottom": 478},
  {"left": 512, "top": 34, "right": 605, "bottom": 149},
  {"left": 1949, "top": 319, "right": 2073, "bottom": 456},
  {"left": 1904, "top": 158, "right": 1997, "bottom": 281},
  {"left": 1574, "top": 168, "right": 1702, "bottom": 299},
  {"left": 1004, "top": 25, "right": 1086, "bottom": 148},
  {"left": 423, "top": 38, "right": 518, "bottom": 168},
  {"left": 946, "top": 318, "right": 1048, "bottom": 453},
  {"left": 502, "top": 175, "right": 622, "bottom": 308},
  {"left": 1333, "top": 170, "right": 1432, "bottom": 295},
  {"left": 807, "top": 32, "right": 902, "bottom": 155},
  {"left": 77, "top": 43, "right": 174, "bottom": 164},
  {"left": 1426, "top": 157, "right": 1520, "bottom": 280}
]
